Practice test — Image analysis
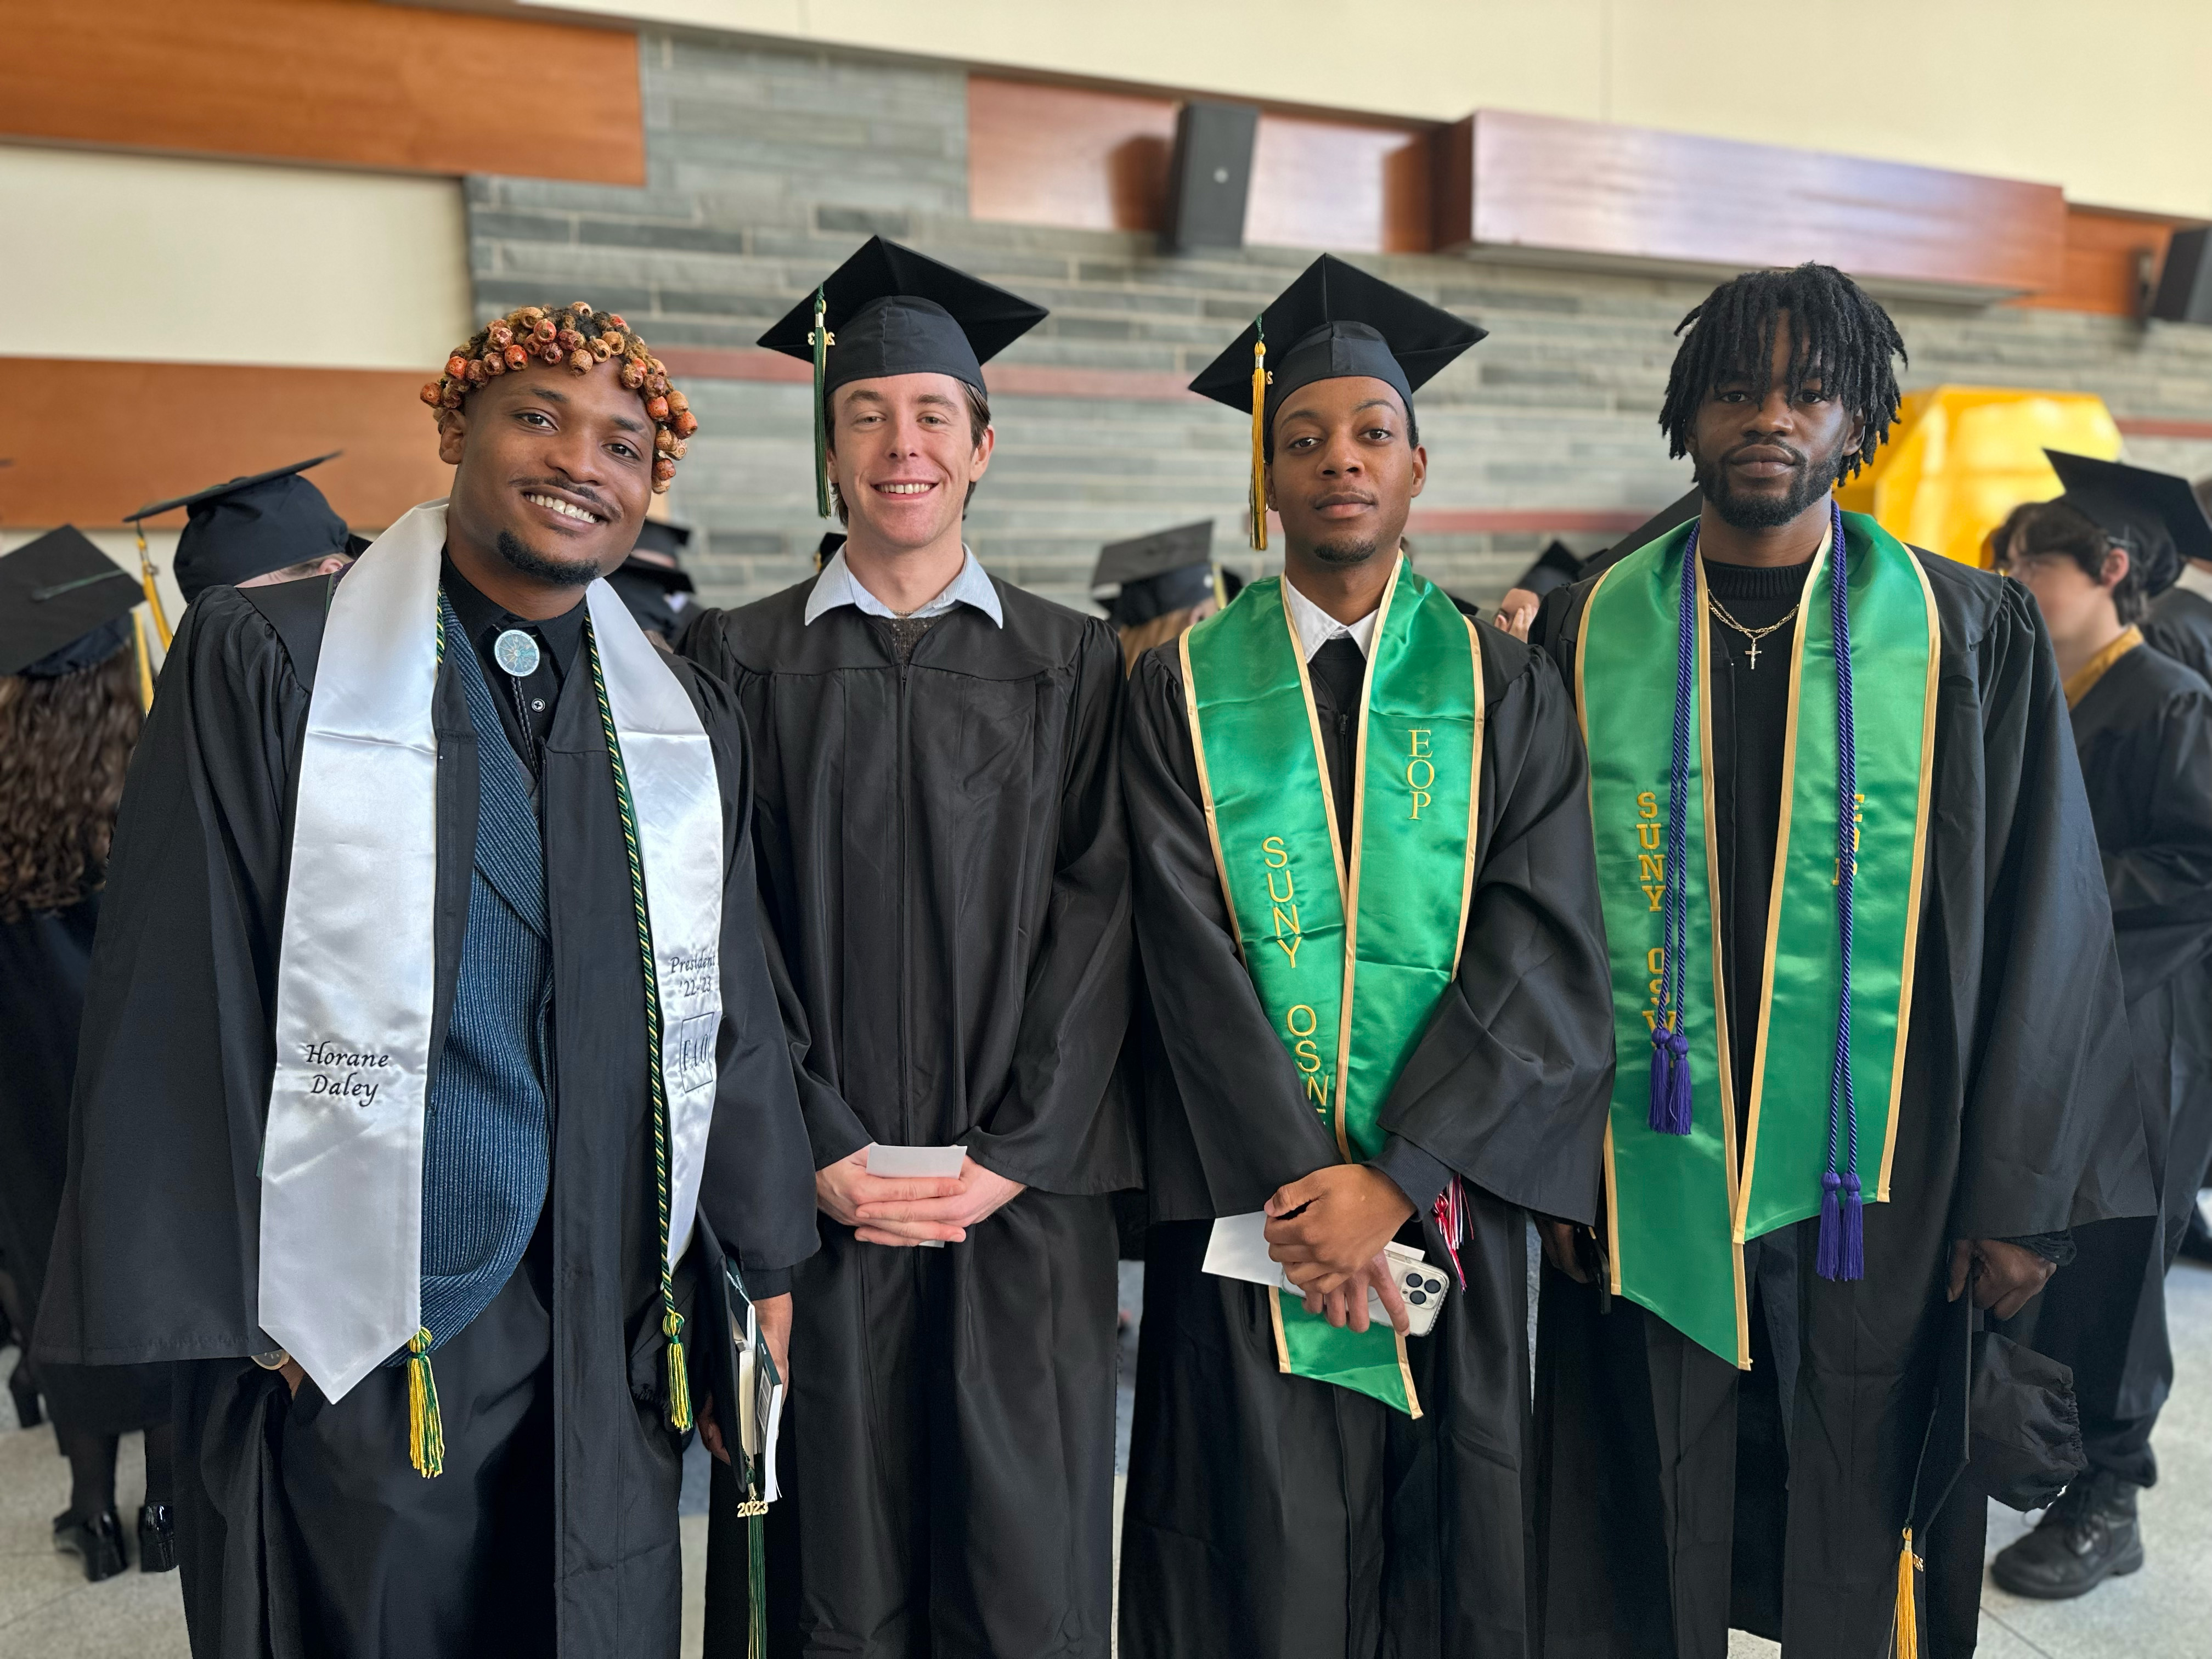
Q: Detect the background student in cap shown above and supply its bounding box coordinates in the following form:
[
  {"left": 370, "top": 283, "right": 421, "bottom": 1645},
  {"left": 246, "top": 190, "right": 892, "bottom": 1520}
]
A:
[
  {"left": 1092, "top": 519, "right": 1241, "bottom": 672},
  {"left": 1988, "top": 454, "right": 2212, "bottom": 1600},
  {"left": 684, "top": 237, "right": 1134, "bottom": 1658},
  {"left": 606, "top": 517, "right": 698, "bottom": 647},
  {"left": 0, "top": 528, "right": 174, "bottom": 1583},
  {"left": 124, "top": 452, "right": 364, "bottom": 604}
]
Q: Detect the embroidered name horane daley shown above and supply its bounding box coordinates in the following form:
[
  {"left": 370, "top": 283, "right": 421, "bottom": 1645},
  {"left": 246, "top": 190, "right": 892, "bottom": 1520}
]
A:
[{"left": 301, "top": 1040, "right": 395, "bottom": 1108}]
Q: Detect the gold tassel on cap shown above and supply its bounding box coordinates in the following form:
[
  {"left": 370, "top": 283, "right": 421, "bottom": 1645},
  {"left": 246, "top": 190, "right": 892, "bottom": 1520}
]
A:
[
  {"left": 406, "top": 1327, "right": 445, "bottom": 1479},
  {"left": 134, "top": 523, "right": 172, "bottom": 650},
  {"left": 1248, "top": 320, "right": 1269, "bottom": 552},
  {"left": 1893, "top": 1528, "right": 1920, "bottom": 1659},
  {"left": 132, "top": 613, "right": 155, "bottom": 713}
]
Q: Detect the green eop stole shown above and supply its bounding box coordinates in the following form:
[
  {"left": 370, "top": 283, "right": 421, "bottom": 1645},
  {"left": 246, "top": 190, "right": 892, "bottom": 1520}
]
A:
[
  {"left": 1576, "top": 511, "right": 1939, "bottom": 1367},
  {"left": 1179, "top": 554, "right": 1483, "bottom": 1414}
]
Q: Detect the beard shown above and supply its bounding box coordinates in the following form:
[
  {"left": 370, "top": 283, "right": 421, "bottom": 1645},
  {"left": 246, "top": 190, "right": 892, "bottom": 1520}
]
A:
[
  {"left": 495, "top": 528, "right": 600, "bottom": 588},
  {"left": 1307, "top": 532, "right": 1384, "bottom": 568},
  {"left": 1693, "top": 437, "right": 1848, "bottom": 531}
]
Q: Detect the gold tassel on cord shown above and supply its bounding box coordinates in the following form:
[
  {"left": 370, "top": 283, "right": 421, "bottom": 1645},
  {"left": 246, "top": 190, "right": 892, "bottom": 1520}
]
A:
[
  {"left": 663, "top": 1308, "right": 692, "bottom": 1432},
  {"left": 134, "top": 524, "right": 173, "bottom": 649},
  {"left": 1893, "top": 1527, "right": 1920, "bottom": 1659},
  {"left": 406, "top": 1327, "right": 445, "bottom": 1479},
  {"left": 132, "top": 613, "right": 155, "bottom": 713},
  {"left": 1248, "top": 325, "right": 1269, "bottom": 552}
]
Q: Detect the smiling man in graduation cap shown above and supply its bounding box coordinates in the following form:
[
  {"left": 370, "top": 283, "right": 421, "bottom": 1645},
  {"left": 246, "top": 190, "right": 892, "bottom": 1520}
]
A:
[
  {"left": 1527, "top": 267, "right": 2150, "bottom": 1658},
  {"left": 124, "top": 452, "right": 365, "bottom": 605},
  {"left": 1987, "top": 453, "right": 2212, "bottom": 1600},
  {"left": 36, "top": 302, "right": 818, "bottom": 1657},
  {"left": 1115, "top": 254, "right": 1615, "bottom": 1658},
  {"left": 681, "top": 238, "right": 1134, "bottom": 1658}
]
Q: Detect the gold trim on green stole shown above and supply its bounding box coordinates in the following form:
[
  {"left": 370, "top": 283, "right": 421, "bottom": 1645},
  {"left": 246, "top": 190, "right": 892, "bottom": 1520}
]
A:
[
  {"left": 1577, "top": 512, "right": 1937, "bottom": 1367},
  {"left": 1179, "top": 553, "right": 1484, "bottom": 1414}
]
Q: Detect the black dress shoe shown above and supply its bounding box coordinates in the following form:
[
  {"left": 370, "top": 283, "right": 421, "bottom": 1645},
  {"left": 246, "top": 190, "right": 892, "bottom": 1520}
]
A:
[
  {"left": 53, "top": 1509, "right": 127, "bottom": 1582},
  {"left": 7, "top": 1359, "right": 41, "bottom": 1429},
  {"left": 138, "top": 1504, "right": 177, "bottom": 1573},
  {"left": 1991, "top": 1471, "right": 2145, "bottom": 1599}
]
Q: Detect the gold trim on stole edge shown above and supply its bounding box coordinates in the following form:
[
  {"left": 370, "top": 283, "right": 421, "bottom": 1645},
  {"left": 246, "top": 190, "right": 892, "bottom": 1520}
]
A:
[
  {"left": 1449, "top": 616, "right": 1489, "bottom": 977},
  {"left": 1877, "top": 551, "right": 1943, "bottom": 1201},
  {"left": 1692, "top": 552, "right": 1752, "bottom": 1370},
  {"left": 1267, "top": 1286, "right": 1291, "bottom": 1374},
  {"left": 1731, "top": 541, "right": 1828, "bottom": 1244},
  {"left": 1575, "top": 560, "right": 1629, "bottom": 1298},
  {"left": 1178, "top": 627, "right": 1245, "bottom": 965}
]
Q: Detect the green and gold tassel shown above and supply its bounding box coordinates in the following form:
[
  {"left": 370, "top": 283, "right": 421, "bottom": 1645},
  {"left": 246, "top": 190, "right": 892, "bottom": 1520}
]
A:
[
  {"left": 747, "top": 1512, "right": 768, "bottom": 1659},
  {"left": 406, "top": 1327, "right": 445, "bottom": 1479},
  {"left": 809, "top": 285, "right": 834, "bottom": 518},
  {"left": 663, "top": 1307, "right": 692, "bottom": 1432},
  {"left": 1248, "top": 319, "right": 1269, "bottom": 552}
]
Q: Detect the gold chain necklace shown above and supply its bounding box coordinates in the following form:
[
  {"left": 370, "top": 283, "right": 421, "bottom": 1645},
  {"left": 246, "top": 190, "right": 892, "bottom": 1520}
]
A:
[{"left": 1705, "top": 590, "right": 1796, "bottom": 672}]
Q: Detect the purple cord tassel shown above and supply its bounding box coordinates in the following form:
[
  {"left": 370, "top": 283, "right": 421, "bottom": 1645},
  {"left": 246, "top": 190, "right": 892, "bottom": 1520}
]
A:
[
  {"left": 1815, "top": 1170, "right": 1867, "bottom": 1282},
  {"left": 1648, "top": 1024, "right": 1692, "bottom": 1135}
]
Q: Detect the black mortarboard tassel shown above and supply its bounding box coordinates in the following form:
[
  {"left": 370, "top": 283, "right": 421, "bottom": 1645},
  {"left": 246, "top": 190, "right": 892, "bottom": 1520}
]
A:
[
  {"left": 759, "top": 238, "right": 1049, "bottom": 520},
  {"left": 2045, "top": 450, "right": 2209, "bottom": 599},
  {"left": 126, "top": 453, "right": 353, "bottom": 603},
  {"left": 1188, "top": 255, "right": 1486, "bottom": 551},
  {"left": 0, "top": 526, "right": 143, "bottom": 679}
]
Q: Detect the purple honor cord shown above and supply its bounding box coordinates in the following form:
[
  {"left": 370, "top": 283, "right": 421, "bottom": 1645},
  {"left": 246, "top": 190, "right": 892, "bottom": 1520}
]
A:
[{"left": 1649, "top": 524, "right": 1697, "bottom": 1135}]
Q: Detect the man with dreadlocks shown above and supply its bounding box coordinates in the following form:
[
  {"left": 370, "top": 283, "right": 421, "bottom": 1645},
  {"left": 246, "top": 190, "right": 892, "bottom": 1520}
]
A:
[
  {"left": 1527, "top": 263, "right": 2149, "bottom": 1659},
  {"left": 35, "top": 302, "right": 819, "bottom": 1656}
]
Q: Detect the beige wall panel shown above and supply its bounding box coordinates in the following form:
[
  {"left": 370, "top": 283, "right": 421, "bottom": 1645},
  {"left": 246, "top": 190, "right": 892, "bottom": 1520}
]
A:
[
  {"left": 0, "top": 146, "right": 469, "bottom": 371},
  {"left": 517, "top": 0, "right": 2212, "bottom": 217}
]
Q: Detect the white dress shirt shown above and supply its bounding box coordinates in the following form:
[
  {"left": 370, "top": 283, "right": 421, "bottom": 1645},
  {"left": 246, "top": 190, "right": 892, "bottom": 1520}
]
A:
[
  {"left": 803, "top": 546, "right": 1005, "bottom": 628},
  {"left": 1282, "top": 574, "right": 1379, "bottom": 662}
]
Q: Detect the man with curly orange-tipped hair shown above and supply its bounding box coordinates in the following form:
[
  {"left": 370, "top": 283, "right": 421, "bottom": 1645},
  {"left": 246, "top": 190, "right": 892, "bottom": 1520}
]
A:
[{"left": 36, "top": 301, "right": 819, "bottom": 1657}]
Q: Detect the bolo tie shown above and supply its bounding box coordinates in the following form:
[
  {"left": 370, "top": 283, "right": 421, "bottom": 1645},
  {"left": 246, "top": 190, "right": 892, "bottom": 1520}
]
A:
[{"left": 493, "top": 626, "right": 546, "bottom": 762}]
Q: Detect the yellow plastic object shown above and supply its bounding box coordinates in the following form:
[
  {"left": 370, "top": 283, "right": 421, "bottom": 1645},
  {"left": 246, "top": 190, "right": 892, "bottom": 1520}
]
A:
[{"left": 1835, "top": 386, "right": 2123, "bottom": 567}]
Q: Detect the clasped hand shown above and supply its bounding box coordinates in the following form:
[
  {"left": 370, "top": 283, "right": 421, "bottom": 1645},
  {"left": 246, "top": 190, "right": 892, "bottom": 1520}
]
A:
[
  {"left": 814, "top": 1144, "right": 1026, "bottom": 1246},
  {"left": 1263, "top": 1164, "right": 1415, "bottom": 1335}
]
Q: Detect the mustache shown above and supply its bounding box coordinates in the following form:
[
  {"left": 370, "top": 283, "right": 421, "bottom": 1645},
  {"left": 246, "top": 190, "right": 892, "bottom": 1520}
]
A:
[
  {"left": 1723, "top": 439, "right": 1808, "bottom": 469},
  {"left": 517, "top": 477, "right": 613, "bottom": 512}
]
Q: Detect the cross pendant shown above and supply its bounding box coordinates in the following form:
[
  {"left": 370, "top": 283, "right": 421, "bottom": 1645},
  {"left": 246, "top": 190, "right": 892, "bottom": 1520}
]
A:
[{"left": 1745, "top": 638, "right": 1762, "bottom": 671}]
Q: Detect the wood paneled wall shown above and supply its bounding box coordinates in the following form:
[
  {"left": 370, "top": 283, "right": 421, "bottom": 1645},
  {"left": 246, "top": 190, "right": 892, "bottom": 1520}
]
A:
[
  {"left": 971, "top": 81, "right": 2194, "bottom": 315},
  {"left": 0, "top": 359, "right": 453, "bottom": 529},
  {"left": 3, "top": 0, "right": 643, "bottom": 184}
]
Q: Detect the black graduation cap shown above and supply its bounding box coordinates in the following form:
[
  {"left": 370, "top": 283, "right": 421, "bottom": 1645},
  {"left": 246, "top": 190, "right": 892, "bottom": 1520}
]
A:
[
  {"left": 606, "top": 521, "right": 698, "bottom": 640},
  {"left": 1188, "top": 255, "right": 1486, "bottom": 550},
  {"left": 125, "top": 453, "right": 354, "bottom": 603},
  {"left": 1092, "top": 521, "right": 1217, "bottom": 627},
  {"left": 1576, "top": 487, "right": 1705, "bottom": 583},
  {"left": 814, "top": 532, "right": 847, "bottom": 573},
  {"left": 2045, "top": 450, "right": 2209, "bottom": 599},
  {"left": 761, "top": 239, "right": 1049, "bottom": 520},
  {"left": 0, "top": 526, "right": 142, "bottom": 678}
]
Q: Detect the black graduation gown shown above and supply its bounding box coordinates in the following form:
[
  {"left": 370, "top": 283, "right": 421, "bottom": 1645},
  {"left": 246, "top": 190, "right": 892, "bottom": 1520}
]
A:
[
  {"left": 2141, "top": 582, "right": 2212, "bottom": 690},
  {"left": 32, "top": 575, "right": 819, "bottom": 1658},
  {"left": 1527, "top": 552, "right": 2152, "bottom": 1659},
  {"left": 2012, "top": 641, "right": 2212, "bottom": 1486},
  {"left": 1116, "top": 620, "right": 1616, "bottom": 1659},
  {"left": 681, "top": 579, "right": 1135, "bottom": 1659},
  {"left": 0, "top": 890, "right": 171, "bottom": 1435}
]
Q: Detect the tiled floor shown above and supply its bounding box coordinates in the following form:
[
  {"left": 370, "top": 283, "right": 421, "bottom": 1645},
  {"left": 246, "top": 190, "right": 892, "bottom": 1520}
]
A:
[{"left": 4, "top": 1258, "right": 2207, "bottom": 1656}]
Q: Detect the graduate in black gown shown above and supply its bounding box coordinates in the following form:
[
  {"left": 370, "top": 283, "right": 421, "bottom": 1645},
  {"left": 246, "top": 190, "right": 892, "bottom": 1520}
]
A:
[
  {"left": 1986, "top": 460, "right": 2212, "bottom": 1599},
  {"left": 35, "top": 302, "right": 817, "bottom": 1659},
  {"left": 122, "top": 453, "right": 365, "bottom": 604},
  {"left": 682, "top": 239, "right": 1134, "bottom": 1658},
  {"left": 2138, "top": 474, "right": 2212, "bottom": 687},
  {"left": 0, "top": 529, "right": 172, "bottom": 1582},
  {"left": 1529, "top": 267, "right": 2148, "bottom": 1659},
  {"left": 1118, "top": 257, "right": 1616, "bottom": 1659}
]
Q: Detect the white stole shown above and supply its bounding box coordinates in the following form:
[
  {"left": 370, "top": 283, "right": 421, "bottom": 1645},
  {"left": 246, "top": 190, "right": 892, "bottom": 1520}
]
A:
[{"left": 258, "top": 500, "right": 723, "bottom": 1401}]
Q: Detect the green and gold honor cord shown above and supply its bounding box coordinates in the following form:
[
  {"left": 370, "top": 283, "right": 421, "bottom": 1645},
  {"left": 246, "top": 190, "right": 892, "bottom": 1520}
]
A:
[
  {"left": 810, "top": 285, "right": 834, "bottom": 519},
  {"left": 586, "top": 618, "right": 692, "bottom": 1433}
]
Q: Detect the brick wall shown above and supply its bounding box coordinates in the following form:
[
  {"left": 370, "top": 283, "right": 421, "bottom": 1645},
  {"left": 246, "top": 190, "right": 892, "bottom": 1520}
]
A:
[{"left": 468, "top": 33, "right": 2212, "bottom": 613}]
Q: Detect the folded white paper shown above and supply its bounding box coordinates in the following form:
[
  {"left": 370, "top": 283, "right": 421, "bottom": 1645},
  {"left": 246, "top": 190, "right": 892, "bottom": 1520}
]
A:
[
  {"left": 866, "top": 1143, "right": 968, "bottom": 1178},
  {"left": 1202, "top": 1212, "right": 1282, "bottom": 1286}
]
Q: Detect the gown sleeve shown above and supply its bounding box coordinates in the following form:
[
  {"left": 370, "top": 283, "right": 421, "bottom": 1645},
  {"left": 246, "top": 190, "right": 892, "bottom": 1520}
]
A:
[
  {"left": 2099, "top": 675, "right": 2212, "bottom": 994},
  {"left": 35, "top": 589, "right": 306, "bottom": 1365},
  {"left": 689, "top": 667, "right": 821, "bottom": 1290},
  {"left": 961, "top": 617, "right": 1138, "bottom": 1193},
  {"left": 1373, "top": 637, "right": 1617, "bottom": 1224},
  {"left": 1951, "top": 580, "right": 2153, "bottom": 1239}
]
